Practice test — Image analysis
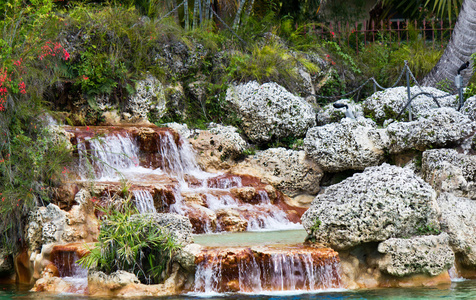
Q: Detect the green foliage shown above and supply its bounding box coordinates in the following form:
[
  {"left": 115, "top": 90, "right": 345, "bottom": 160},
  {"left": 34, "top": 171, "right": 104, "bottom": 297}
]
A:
[
  {"left": 0, "top": 0, "right": 73, "bottom": 254},
  {"left": 416, "top": 223, "right": 441, "bottom": 235},
  {"left": 310, "top": 217, "right": 321, "bottom": 234},
  {"left": 78, "top": 200, "right": 181, "bottom": 284}
]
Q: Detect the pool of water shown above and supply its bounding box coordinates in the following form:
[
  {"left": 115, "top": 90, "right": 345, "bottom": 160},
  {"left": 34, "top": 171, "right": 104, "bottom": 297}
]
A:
[
  {"left": 193, "top": 228, "right": 307, "bottom": 247},
  {"left": 3, "top": 280, "right": 476, "bottom": 299}
]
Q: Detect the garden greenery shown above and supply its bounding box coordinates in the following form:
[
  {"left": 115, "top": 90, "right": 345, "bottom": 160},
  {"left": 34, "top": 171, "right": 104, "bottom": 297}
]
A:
[{"left": 78, "top": 201, "right": 181, "bottom": 284}]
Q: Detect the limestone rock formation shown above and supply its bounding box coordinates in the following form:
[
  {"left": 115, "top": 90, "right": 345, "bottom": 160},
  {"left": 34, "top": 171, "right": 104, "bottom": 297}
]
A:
[
  {"left": 125, "top": 74, "right": 166, "bottom": 123},
  {"left": 422, "top": 149, "right": 476, "bottom": 199},
  {"left": 26, "top": 189, "right": 99, "bottom": 251},
  {"left": 363, "top": 86, "right": 457, "bottom": 124},
  {"left": 0, "top": 248, "right": 13, "bottom": 276},
  {"left": 304, "top": 118, "right": 388, "bottom": 172},
  {"left": 302, "top": 164, "right": 440, "bottom": 250},
  {"left": 461, "top": 95, "right": 476, "bottom": 121},
  {"left": 225, "top": 81, "right": 316, "bottom": 143},
  {"left": 130, "top": 213, "right": 193, "bottom": 246},
  {"left": 88, "top": 270, "right": 140, "bottom": 290},
  {"left": 316, "top": 99, "right": 364, "bottom": 125},
  {"left": 437, "top": 193, "right": 476, "bottom": 268},
  {"left": 386, "top": 108, "right": 475, "bottom": 153},
  {"left": 189, "top": 123, "right": 248, "bottom": 170},
  {"left": 377, "top": 233, "right": 454, "bottom": 277},
  {"left": 233, "top": 148, "right": 323, "bottom": 197}
]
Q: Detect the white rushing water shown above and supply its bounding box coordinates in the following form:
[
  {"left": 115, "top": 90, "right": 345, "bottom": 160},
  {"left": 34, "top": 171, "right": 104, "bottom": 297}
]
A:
[{"left": 74, "top": 129, "right": 301, "bottom": 233}]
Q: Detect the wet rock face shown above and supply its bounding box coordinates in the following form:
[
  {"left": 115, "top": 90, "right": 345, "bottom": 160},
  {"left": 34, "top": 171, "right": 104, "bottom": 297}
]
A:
[
  {"left": 363, "top": 86, "right": 457, "bottom": 124},
  {"left": 234, "top": 148, "right": 323, "bottom": 197},
  {"left": 0, "top": 248, "right": 13, "bottom": 277},
  {"left": 304, "top": 118, "right": 388, "bottom": 172},
  {"left": 302, "top": 164, "right": 440, "bottom": 250},
  {"left": 194, "top": 246, "right": 340, "bottom": 293},
  {"left": 225, "top": 81, "right": 316, "bottom": 144},
  {"left": 88, "top": 270, "right": 140, "bottom": 290},
  {"left": 377, "top": 233, "right": 454, "bottom": 277},
  {"left": 422, "top": 148, "right": 476, "bottom": 199},
  {"left": 438, "top": 193, "right": 476, "bottom": 268},
  {"left": 130, "top": 213, "right": 193, "bottom": 246},
  {"left": 386, "top": 108, "right": 475, "bottom": 153}
]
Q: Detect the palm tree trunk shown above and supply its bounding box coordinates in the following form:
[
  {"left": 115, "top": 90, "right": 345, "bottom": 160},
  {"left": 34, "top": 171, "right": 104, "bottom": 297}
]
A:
[
  {"left": 246, "top": 0, "right": 255, "bottom": 16},
  {"left": 422, "top": 0, "right": 476, "bottom": 88},
  {"left": 233, "top": 0, "right": 247, "bottom": 29},
  {"left": 192, "top": 0, "right": 199, "bottom": 29},
  {"left": 172, "top": 0, "right": 179, "bottom": 23},
  {"left": 184, "top": 0, "right": 189, "bottom": 30}
]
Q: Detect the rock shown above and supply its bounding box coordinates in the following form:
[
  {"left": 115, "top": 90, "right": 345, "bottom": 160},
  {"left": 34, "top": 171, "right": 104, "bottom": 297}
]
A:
[
  {"left": 174, "top": 244, "right": 201, "bottom": 273},
  {"left": 386, "top": 108, "right": 475, "bottom": 153},
  {"left": 125, "top": 74, "right": 166, "bottom": 123},
  {"left": 422, "top": 149, "right": 476, "bottom": 199},
  {"left": 26, "top": 191, "right": 100, "bottom": 252},
  {"left": 363, "top": 86, "right": 457, "bottom": 124},
  {"left": 130, "top": 213, "right": 193, "bottom": 246},
  {"left": 88, "top": 270, "right": 140, "bottom": 290},
  {"left": 437, "top": 193, "right": 476, "bottom": 268},
  {"left": 216, "top": 209, "right": 248, "bottom": 232},
  {"left": 461, "top": 95, "right": 476, "bottom": 121},
  {"left": 304, "top": 118, "right": 388, "bottom": 172},
  {"left": 189, "top": 124, "right": 248, "bottom": 171},
  {"left": 316, "top": 99, "right": 364, "bottom": 125},
  {"left": 302, "top": 164, "right": 440, "bottom": 250},
  {"left": 48, "top": 125, "right": 74, "bottom": 151},
  {"left": 230, "top": 187, "right": 256, "bottom": 202},
  {"left": 233, "top": 148, "right": 323, "bottom": 197},
  {"left": 225, "top": 81, "right": 316, "bottom": 144},
  {"left": 377, "top": 233, "right": 454, "bottom": 277},
  {"left": 0, "top": 248, "right": 13, "bottom": 276},
  {"left": 166, "top": 123, "right": 193, "bottom": 139}
]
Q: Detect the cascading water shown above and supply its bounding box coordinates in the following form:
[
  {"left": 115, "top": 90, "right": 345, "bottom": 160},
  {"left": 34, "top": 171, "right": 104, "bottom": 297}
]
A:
[
  {"left": 51, "top": 250, "right": 88, "bottom": 294},
  {"left": 70, "top": 126, "right": 302, "bottom": 233},
  {"left": 193, "top": 246, "right": 342, "bottom": 294},
  {"left": 133, "top": 190, "right": 156, "bottom": 213}
]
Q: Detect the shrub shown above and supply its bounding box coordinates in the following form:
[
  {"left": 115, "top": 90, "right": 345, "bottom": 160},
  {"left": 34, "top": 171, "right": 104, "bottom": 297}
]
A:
[{"left": 78, "top": 201, "right": 182, "bottom": 284}]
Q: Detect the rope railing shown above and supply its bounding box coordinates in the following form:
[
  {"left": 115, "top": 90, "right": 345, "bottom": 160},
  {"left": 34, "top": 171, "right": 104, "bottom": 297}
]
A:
[{"left": 311, "top": 60, "right": 462, "bottom": 123}]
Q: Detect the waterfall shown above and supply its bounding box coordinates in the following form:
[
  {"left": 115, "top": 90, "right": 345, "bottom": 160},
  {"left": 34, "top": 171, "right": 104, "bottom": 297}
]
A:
[
  {"left": 133, "top": 190, "right": 156, "bottom": 213},
  {"left": 51, "top": 250, "right": 88, "bottom": 293},
  {"left": 77, "top": 133, "right": 140, "bottom": 180},
  {"left": 193, "top": 247, "right": 342, "bottom": 294}
]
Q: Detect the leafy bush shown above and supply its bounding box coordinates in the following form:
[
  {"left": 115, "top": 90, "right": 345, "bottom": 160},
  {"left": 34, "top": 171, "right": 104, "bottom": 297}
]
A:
[{"left": 78, "top": 201, "right": 181, "bottom": 284}]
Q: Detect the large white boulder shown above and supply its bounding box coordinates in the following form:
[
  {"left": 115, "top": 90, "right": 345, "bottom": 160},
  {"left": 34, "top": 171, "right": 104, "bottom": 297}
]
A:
[
  {"left": 422, "top": 148, "right": 476, "bottom": 199},
  {"left": 386, "top": 108, "right": 475, "bottom": 153},
  {"left": 377, "top": 233, "right": 454, "bottom": 277},
  {"left": 461, "top": 95, "right": 476, "bottom": 121},
  {"left": 233, "top": 147, "right": 323, "bottom": 197},
  {"left": 304, "top": 118, "right": 388, "bottom": 172},
  {"left": 302, "top": 164, "right": 440, "bottom": 250},
  {"left": 438, "top": 193, "right": 476, "bottom": 268},
  {"left": 225, "top": 81, "right": 316, "bottom": 143},
  {"left": 363, "top": 86, "right": 457, "bottom": 124},
  {"left": 125, "top": 74, "right": 166, "bottom": 122}
]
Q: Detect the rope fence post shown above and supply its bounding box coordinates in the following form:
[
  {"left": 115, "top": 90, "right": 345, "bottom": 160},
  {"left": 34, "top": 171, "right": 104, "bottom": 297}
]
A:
[{"left": 405, "top": 61, "right": 412, "bottom": 121}]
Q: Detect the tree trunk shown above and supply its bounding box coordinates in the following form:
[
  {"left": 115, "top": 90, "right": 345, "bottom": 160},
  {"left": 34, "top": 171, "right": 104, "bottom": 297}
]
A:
[
  {"left": 184, "top": 0, "right": 189, "bottom": 30},
  {"left": 422, "top": 0, "right": 476, "bottom": 88},
  {"left": 233, "top": 0, "right": 247, "bottom": 29},
  {"left": 192, "top": 0, "right": 199, "bottom": 29}
]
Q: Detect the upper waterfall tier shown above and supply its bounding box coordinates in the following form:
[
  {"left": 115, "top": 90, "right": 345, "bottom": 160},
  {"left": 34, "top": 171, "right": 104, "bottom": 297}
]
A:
[{"left": 66, "top": 125, "right": 305, "bottom": 234}]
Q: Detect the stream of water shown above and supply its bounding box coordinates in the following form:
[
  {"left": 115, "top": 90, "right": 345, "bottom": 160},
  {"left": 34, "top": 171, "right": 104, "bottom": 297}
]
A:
[{"left": 3, "top": 280, "right": 476, "bottom": 299}]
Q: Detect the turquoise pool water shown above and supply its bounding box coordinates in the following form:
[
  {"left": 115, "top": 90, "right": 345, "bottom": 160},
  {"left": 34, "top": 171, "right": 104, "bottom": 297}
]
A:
[{"left": 2, "top": 280, "right": 476, "bottom": 299}]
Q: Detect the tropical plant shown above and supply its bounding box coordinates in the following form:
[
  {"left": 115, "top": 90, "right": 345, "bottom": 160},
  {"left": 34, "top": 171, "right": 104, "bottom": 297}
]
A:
[{"left": 78, "top": 200, "right": 181, "bottom": 284}]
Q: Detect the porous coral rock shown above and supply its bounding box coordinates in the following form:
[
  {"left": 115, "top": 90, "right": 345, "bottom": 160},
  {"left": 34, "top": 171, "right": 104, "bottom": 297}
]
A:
[
  {"left": 125, "top": 74, "right": 166, "bottom": 123},
  {"left": 302, "top": 164, "right": 440, "bottom": 250},
  {"left": 461, "top": 95, "right": 476, "bottom": 121},
  {"left": 363, "top": 86, "right": 457, "bottom": 124},
  {"left": 386, "top": 108, "right": 475, "bottom": 153},
  {"left": 304, "top": 118, "right": 388, "bottom": 172},
  {"left": 225, "top": 81, "right": 315, "bottom": 144},
  {"left": 437, "top": 193, "right": 476, "bottom": 268},
  {"left": 377, "top": 233, "right": 454, "bottom": 277},
  {"left": 233, "top": 148, "right": 323, "bottom": 197},
  {"left": 422, "top": 148, "right": 476, "bottom": 199}
]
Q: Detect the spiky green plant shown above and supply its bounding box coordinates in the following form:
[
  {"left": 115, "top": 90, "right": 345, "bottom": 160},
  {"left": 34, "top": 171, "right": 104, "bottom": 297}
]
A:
[{"left": 78, "top": 201, "right": 181, "bottom": 284}]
